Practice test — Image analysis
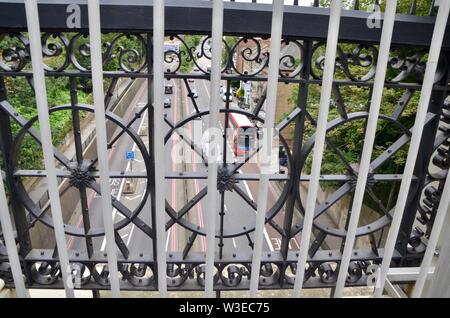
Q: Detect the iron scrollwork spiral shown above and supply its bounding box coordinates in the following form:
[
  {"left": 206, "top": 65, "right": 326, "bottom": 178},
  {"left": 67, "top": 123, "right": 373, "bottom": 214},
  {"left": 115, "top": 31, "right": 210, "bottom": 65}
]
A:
[{"left": 0, "top": 32, "right": 147, "bottom": 73}]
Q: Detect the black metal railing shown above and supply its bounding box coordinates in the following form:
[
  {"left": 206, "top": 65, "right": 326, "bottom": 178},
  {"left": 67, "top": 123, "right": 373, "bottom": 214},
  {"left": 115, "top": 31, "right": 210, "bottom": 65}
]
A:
[{"left": 0, "top": 0, "right": 449, "bottom": 295}]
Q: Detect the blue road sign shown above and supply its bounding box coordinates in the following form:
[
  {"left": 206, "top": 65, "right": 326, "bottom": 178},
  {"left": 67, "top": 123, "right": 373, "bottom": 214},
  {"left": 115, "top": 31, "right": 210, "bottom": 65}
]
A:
[{"left": 126, "top": 150, "right": 135, "bottom": 160}]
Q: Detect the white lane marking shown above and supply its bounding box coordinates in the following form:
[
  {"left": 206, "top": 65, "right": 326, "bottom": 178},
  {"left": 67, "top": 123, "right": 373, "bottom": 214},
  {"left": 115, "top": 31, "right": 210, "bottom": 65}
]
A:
[
  {"left": 165, "top": 228, "right": 171, "bottom": 251},
  {"left": 115, "top": 213, "right": 125, "bottom": 220},
  {"left": 100, "top": 108, "right": 148, "bottom": 251},
  {"left": 240, "top": 177, "right": 274, "bottom": 252},
  {"left": 218, "top": 120, "right": 236, "bottom": 162},
  {"left": 224, "top": 204, "right": 237, "bottom": 249},
  {"left": 202, "top": 79, "right": 210, "bottom": 99},
  {"left": 124, "top": 195, "right": 141, "bottom": 201}
]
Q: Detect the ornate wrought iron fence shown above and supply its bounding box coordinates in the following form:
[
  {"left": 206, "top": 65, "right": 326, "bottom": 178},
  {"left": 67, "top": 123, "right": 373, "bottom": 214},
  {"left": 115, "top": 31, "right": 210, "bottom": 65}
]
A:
[{"left": 0, "top": 0, "right": 449, "bottom": 297}]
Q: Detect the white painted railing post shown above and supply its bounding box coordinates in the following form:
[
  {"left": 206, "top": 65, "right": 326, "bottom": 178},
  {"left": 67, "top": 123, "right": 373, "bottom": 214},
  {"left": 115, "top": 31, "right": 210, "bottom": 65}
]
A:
[
  {"left": 153, "top": 0, "right": 168, "bottom": 297},
  {"left": 292, "top": 0, "right": 342, "bottom": 298},
  {"left": 249, "top": 0, "right": 284, "bottom": 298},
  {"left": 333, "top": 0, "right": 398, "bottom": 298},
  {"left": 24, "top": 0, "right": 75, "bottom": 298},
  {"left": 374, "top": 0, "right": 450, "bottom": 298},
  {"left": 204, "top": 0, "right": 224, "bottom": 298},
  {"left": 87, "top": 0, "right": 121, "bottom": 298}
]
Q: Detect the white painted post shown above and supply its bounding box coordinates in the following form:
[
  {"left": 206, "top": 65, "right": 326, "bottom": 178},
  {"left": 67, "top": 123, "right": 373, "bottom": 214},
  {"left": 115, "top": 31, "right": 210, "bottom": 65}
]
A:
[
  {"left": 333, "top": 0, "right": 398, "bottom": 298},
  {"left": 153, "top": 0, "right": 168, "bottom": 297},
  {"left": 204, "top": 0, "right": 224, "bottom": 298},
  {"left": 292, "top": 0, "right": 342, "bottom": 298},
  {"left": 24, "top": 0, "right": 74, "bottom": 298},
  {"left": 374, "top": 0, "right": 450, "bottom": 298},
  {"left": 249, "top": 0, "right": 284, "bottom": 298},
  {"left": 87, "top": 0, "right": 121, "bottom": 298}
]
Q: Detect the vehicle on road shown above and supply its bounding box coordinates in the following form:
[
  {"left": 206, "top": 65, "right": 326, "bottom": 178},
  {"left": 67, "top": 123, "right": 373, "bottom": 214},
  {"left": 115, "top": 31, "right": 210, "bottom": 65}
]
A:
[
  {"left": 191, "top": 88, "right": 198, "bottom": 98},
  {"left": 164, "top": 98, "right": 171, "bottom": 108},
  {"left": 279, "top": 146, "right": 288, "bottom": 167},
  {"left": 164, "top": 83, "right": 173, "bottom": 94},
  {"left": 228, "top": 112, "right": 256, "bottom": 157}
]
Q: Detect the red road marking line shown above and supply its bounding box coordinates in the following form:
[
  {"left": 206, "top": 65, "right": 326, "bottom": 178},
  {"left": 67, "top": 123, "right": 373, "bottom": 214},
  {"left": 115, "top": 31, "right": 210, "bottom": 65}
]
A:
[{"left": 183, "top": 84, "right": 206, "bottom": 252}]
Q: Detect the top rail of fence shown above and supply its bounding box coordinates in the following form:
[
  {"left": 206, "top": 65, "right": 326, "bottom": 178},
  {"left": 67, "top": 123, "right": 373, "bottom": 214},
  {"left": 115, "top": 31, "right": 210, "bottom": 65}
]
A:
[{"left": 0, "top": 0, "right": 449, "bottom": 49}]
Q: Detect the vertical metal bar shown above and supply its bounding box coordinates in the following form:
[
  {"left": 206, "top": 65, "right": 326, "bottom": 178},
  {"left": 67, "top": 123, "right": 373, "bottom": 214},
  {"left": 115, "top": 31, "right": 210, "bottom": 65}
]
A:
[
  {"left": 0, "top": 79, "right": 32, "bottom": 261},
  {"left": 218, "top": 80, "right": 232, "bottom": 260},
  {"left": 153, "top": 0, "right": 168, "bottom": 297},
  {"left": 280, "top": 40, "right": 312, "bottom": 260},
  {"left": 249, "top": 0, "right": 284, "bottom": 298},
  {"left": 333, "top": 0, "right": 398, "bottom": 298},
  {"left": 374, "top": 0, "right": 450, "bottom": 298},
  {"left": 87, "top": 0, "right": 120, "bottom": 298},
  {"left": 69, "top": 78, "right": 94, "bottom": 258},
  {"left": 0, "top": 78, "right": 32, "bottom": 290},
  {"left": 0, "top": 175, "right": 28, "bottom": 297},
  {"left": 412, "top": 164, "right": 450, "bottom": 297},
  {"left": 204, "top": 0, "right": 224, "bottom": 298},
  {"left": 24, "top": 0, "right": 74, "bottom": 298},
  {"left": 147, "top": 33, "right": 159, "bottom": 274},
  {"left": 292, "top": 0, "right": 342, "bottom": 298}
]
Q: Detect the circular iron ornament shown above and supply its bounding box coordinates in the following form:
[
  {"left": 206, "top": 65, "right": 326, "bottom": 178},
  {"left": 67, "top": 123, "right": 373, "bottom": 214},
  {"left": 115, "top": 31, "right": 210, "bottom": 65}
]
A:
[
  {"left": 218, "top": 264, "right": 249, "bottom": 287},
  {"left": 69, "top": 262, "right": 92, "bottom": 286},
  {"left": 68, "top": 32, "right": 147, "bottom": 72},
  {"left": 9, "top": 104, "right": 152, "bottom": 237},
  {"left": 283, "top": 262, "right": 315, "bottom": 285},
  {"left": 195, "top": 264, "right": 220, "bottom": 287},
  {"left": 229, "top": 37, "right": 269, "bottom": 77},
  {"left": 30, "top": 261, "right": 60, "bottom": 285},
  {"left": 166, "top": 263, "right": 190, "bottom": 287},
  {"left": 295, "top": 112, "right": 412, "bottom": 238},
  {"left": 164, "top": 108, "right": 292, "bottom": 238},
  {"left": 318, "top": 262, "right": 337, "bottom": 284},
  {"left": 121, "top": 263, "right": 154, "bottom": 287},
  {"left": 92, "top": 263, "right": 114, "bottom": 286},
  {"left": 41, "top": 33, "right": 70, "bottom": 72},
  {"left": 0, "top": 33, "right": 29, "bottom": 72},
  {"left": 0, "top": 262, "right": 16, "bottom": 284},
  {"left": 258, "top": 263, "right": 280, "bottom": 286},
  {"left": 345, "top": 261, "right": 363, "bottom": 284},
  {"left": 163, "top": 35, "right": 305, "bottom": 78},
  {"left": 310, "top": 43, "right": 378, "bottom": 82}
]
